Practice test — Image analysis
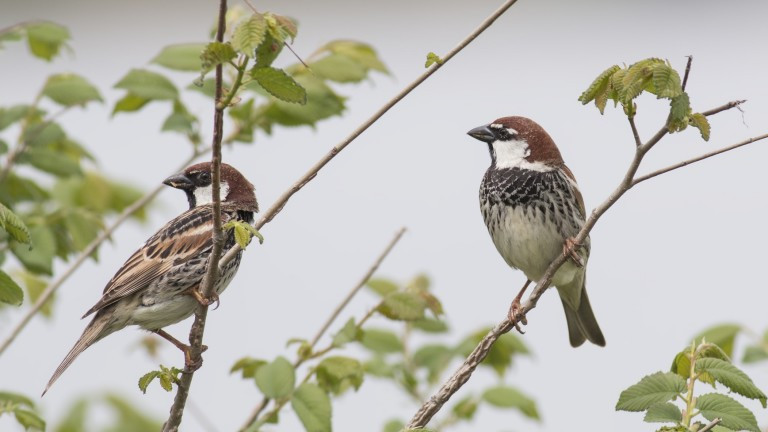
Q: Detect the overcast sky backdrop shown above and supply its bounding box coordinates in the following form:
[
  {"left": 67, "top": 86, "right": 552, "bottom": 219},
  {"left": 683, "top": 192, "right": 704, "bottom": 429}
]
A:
[{"left": 2, "top": 0, "right": 768, "bottom": 431}]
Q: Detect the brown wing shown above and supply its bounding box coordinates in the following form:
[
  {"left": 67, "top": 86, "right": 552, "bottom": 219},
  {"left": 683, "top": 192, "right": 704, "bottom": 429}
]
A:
[
  {"left": 81, "top": 205, "right": 223, "bottom": 318},
  {"left": 560, "top": 164, "right": 586, "bottom": 219}
]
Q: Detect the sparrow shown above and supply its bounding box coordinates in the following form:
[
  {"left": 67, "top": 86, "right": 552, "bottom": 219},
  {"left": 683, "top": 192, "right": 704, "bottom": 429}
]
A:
[
  {"left": 43, "top": 162, "right": 259, "bottom": 394},
  {"left": 467, "top": 116, "right": 605, "bottom": 347}
]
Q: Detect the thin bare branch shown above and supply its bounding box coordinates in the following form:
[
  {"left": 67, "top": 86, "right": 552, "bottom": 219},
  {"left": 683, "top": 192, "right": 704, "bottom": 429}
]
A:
[
  {"left": 405, "top": 98, "right": 762, "bottom": 429},
  {"left": 629, "top": 116, "right": 642, "bottom": 147},
  {"left": 698, "top": 418, "right": 722, "bottom": 432},
  {"left": 633, "top": 133, "right": 768, "bottom": 186},
  {"left": 239, "top": 227, "right": 407, "bottom": 430},
  {"left": 682, "top": 55, "right": 693, "bottom": 91},
  {"left": 702, "top": 100, "right": 746, "bottom": 117},
  {"left": 163, "top": 0, "right": 228, "bottom": 429},
  {"left": 217, "top": 0, "right": 521, "bottom": 273},
  {"left": 0, "top": 148, "right": 207, "bottom": 357}
]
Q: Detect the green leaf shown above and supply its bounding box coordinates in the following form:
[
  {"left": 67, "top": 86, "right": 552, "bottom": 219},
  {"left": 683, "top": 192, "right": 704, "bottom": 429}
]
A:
[
  {"left": 254, "top": 33, "right": 283, "bottom": 68},
  {"left": 0, "top": 391, "right": 34, "bottom": 407},
  {"left": 377, "top": 291, "right": 427, "bottom": 321},
  {"left": 0, "top": 105, "right": 37, "bottom": 131},
  {"left": 319, "top": 40, "right": 388, "bottom": 73},
  {"left": 363, "top": 355, "right": 395, "bottom": 378},
  {"left": 310, "top": 53, "right": 368, "bottom": 83},
  {"left": 21, "top": 272, "right": 53, "bottom": 317},
  {"left": 695, "top": 324, "right": 741, "bottom": 358},
  {"left": 578, "top": 65, "right": 620, "bottom": 108},
  {"left": 742, "top": 345, "right": 768, "bottom": 364},
  {"left": 200, "top": 42, "right": 237, "bottom": 74},
  {"left": 11, "top": 225, "right": 57, "bottom": 275},
  {"left": 413, "top": 344, "right": 452, "bottom": 383},
  {"left": 643, "top": 402, "right": 682, "bottom": 423},
  {"left": 232, "top": 14, "right": 267, "bottom": 57},
  {"left": 263, "top": 74, "right": 344, "bottom": 126},
  {"left": 411, "top": 317, "right": 449, "bottom": 333},
  {"left": 151, "top": 43, "right": 206, "bottom": 71},
  {"left": 452, "top": 396, "right": 478, "bottom": 420},
  {"left": 0, "top": 270, "right": 24, "bottom": 306},
  {"left": 112, "top": 93, "right": 150, "bottom": 115},
  {"left": 138, "top": 371, "right": 161, "bottom": 394},
  {"left": 252, "top": 67, "right": 307, "bottom": 104},
  {"left": 621, "top": 59, "right": 661, "bottom": 103},
  {"left": 695, "top": 358, "right": 767, "bottom": 407},
  {"left": 0, "top": 202, "right": 31, "bottom": 243},
  {"left": 382, "top": 419, "right": 405, "bottom": 432},
  {"left": 456, "top": 329, "right": 529, "bottom": 376},
  {"left": 616, "top": 372, "right": 687, "bottom": 412},
  {"left": 697, "top": 393, "right": 760, "bottom": 432},
  {"left": 223, "top": 220, "right": 263, "bottom": 249},
  {"left": 25, "top": 21, "right": 70, "bottom": 61},
  {"left": 690, "top": 112, "right": 711, "bottom": 141},
  {"left": 315, "top": 356, "right": 364, "bottom": 395},
  {"left": 668, "top": 92, "right": 691, "bottom": 132},
  {"left": 42, "top": 73, "right": 102, "bottom": 106},
  {"left": 482, "top": 386, "right": 540, "bottom": 420},
  {"left": 360, "top": 328, "right": 403, "bottom": 354},
  {"left": 255, "top": 356, "right": 295, "bottom": 399},
  {"left": 14, "top": 408, "right": 46, "bottom": 430},
  {"left": 18, "top": 146, "right": 82, "bottom": 177},
  {"left": 367, "top": 278, "right": 399, "bottom": 297},
  {"left": 230, "top": 357, "right": 267, "bottom": 379},
  {"left": 424, "top": 52, "right": 443, "bottom": 68},
  {"left": 650, "top": 64, "right": 683, "bottom": 99},
  {"left": 332, "top": 317, "right": 361, "bottom": 347},
  {"left": 291, "top": 383, "right": 331, "bottom": 432},
  {"left": 114, "top": 69, "right": 178, "bottom": 100}
]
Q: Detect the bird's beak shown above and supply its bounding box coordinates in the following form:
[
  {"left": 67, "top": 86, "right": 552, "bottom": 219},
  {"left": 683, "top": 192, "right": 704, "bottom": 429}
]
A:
[
  {"left": 467, "top": 124, "right": 496, "bottom": 143},
  {"left": 163, "top": 173, "right": 194, "bottom": 190}
]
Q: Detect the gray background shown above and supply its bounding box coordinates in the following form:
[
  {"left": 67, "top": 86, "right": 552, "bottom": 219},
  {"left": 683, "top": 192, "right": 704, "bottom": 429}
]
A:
[{"left": 2, "top": 0, "right": 768, "bottom": 431}]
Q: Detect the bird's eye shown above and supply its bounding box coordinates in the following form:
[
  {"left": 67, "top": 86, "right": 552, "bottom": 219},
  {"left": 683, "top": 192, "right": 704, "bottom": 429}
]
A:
[
  {"left": 199, "top": 171, "right": 211, "bottom": 182},
  {"left": 497, "top": 129, "right": 511, "bottom": 141}
]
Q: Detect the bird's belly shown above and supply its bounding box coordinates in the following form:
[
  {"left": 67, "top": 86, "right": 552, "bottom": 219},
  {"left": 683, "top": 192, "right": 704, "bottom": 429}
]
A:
[{"left": 483, "top": 203, "right": 580, "bottom": 285}]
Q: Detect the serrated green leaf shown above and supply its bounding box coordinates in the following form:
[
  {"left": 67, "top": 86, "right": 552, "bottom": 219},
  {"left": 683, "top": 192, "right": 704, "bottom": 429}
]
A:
[
  {"left": 616, "top": 372, "right": 687, "bottom": 412},
  {"left": 291, "top": 383, "right": 331, "bottom": 432},
  {"left": 0, "top": 202, "right": 31, "bottom": 243},
  {"left": 650, "top": 64, "right": 683, "bottom": 99},
  {"left": 263, "top": 74, "right": 344, "bottom": 126},
  {"left": 315, "top": 356, "right": 364, "bottom": 395},
  {"left": 114, "top": 69, "right": 178, "bottom": 100},
  {"left": 452, "top": 396, "right": 478, "bottom": 420},
  {"left": 668, "top": 92, "right": 691, "bottom": 132},
  {"left": 255, "top": 356, "right": 295, "bottom": 399},
  {"left": 159, "top": 374, "right": 173, "bottom": 391},
  {"left": 695, "top": 358, "right": 767, "bottom": 407},
  {"left": 151, "top": 43, "right": 206, "bottom": 71},
  {"left": 138, "top": 371, "right": 160, "bottom": 394},
  {"left": 25, "top": 21, "right": 70, "bottom": 61},
  {"left": 377, "top": 291, "right": 427, "bottom": 321},
  {"left": 0, "top": 391, "right": 34, "bottom": 407},
  {"left": 230, "top": 357, "right": 267, "bottom": 379},
  {"left": 644, "top": 402, "right": 682, "bottom": 423},
  {"left": 332, "top": 317, "right": 361, "bottom": 347},
  {"left": 232, "top": 14, "right": 267, "bottom": 57},
  {"left": 482, "top": 386, "right": 540, "bottom": 420},
  {"left": 42, "top": 73, "right": 102, "bottom": 107},
  {"left": 252, "top": 67, "right": 306, "bottom": 104},
  {"left": 697, "top": 393, "right": 759, "bottom": 432},
  {"left": 367, "top": 278, "right": 399, "bottom": 297},
  {"left": 254, "top": 33, "right": 283, "bottom": 68},
  {"left": 621, "top": 60, "right": 660, "bottom": 103},
  {"left": 0, "top": 270, "right": 24, "bottom": 306},
  {"left": 578, "top": 65, "right": 620, "bottom": 106},
  {"left": 14, "top": 408, "right": 46, "bottom": 430},
  {"left": 695, "top": 324, "right": 741, "bottom": 357},
  {"left": 112, "top": 93, "right": 150, "bottom": 115},
  {"left": 690, "top": 112, "right": 711, "bottom": 141},
  {"left": 200, "top": 41, "right": 237, "bottom": 74},
  {"left": 360, "top": 328, "right": 403, "bottom": 354}
]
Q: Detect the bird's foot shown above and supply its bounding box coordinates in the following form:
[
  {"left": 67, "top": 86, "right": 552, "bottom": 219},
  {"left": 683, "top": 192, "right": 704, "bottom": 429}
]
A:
[
  {"left": 507, "top": 280, "right": 531, "bottom": 334},
  {"left": 184, "top": 346, "right": 207, "bottom": 372},
  {"left": 562, "top": 237, "right": 584, "bottom": 267},
  {"left": 187, "top": 288, "right": 220, "bottom": 309}
]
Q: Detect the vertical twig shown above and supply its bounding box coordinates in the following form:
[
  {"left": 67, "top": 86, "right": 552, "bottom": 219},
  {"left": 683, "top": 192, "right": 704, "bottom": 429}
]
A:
[{"left": 681, "top": 55, "right": 693, "bottom": 91}]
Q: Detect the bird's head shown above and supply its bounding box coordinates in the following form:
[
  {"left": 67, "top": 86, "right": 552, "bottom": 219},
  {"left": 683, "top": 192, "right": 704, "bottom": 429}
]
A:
[
  {"left": 467, "top": 116, "right": 564, "bottom": 171},
  {"left": 163, "top": 162, "right": 258, "bottom": 212}
]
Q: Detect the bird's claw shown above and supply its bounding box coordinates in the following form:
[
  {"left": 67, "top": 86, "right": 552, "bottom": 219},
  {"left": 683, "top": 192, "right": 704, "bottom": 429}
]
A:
[
  {"left": 188, "top": 289, "right": 220, "bottom": 309},
  {"left": 183, "top": 345, "right": 208, "bottom": 372},
  {"left": 563, "top": 237, "right": 584, "bottom": 267},
  {"left": 507, "top": 299, "right": 528, "bottom": 334}
]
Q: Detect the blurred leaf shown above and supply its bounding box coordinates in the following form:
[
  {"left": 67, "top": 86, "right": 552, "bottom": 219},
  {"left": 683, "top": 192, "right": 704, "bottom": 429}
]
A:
[
  {"left": 367, "top": 278, "right": 399, "bottom": 297},
  {"left": 0, "top": 27, "right": 23, "bottom": 47},
  {"left": 332, "top": 317, "right": 361, "bottom": 347},
  {"left": 377, "top": 291, "right": 426, "bottom": 321},
  {"left": 311, "top": 54, "right": 368, "bottom": 83},
  {"left": 230, "top": 357, "right": 267, "bottom": 379},
  {"left": 695, "top": 358, "right": 767, "bottom": 407},
  {"left": 114, "top": 69, "right": 178, "bottom": 100},
  {"left": 20, "top": 272, "right": 53, "bottom": 317},
  {"left": 291, "top": 383, "right": 331, "bottom": 432},
  {"left": 364, "top": 355, "right": 395, "bottom": 378},
  {"left": 54, "top": 398, "right": 88, "bottom": 432},
  {"left": 269, "top": 13, "right": 297, "bottom": 42},
  {"left": 457, "top": 329, "right": 529, "bottom": 376},
  {"left": 411, "top": 317, "right": 448, "bottom": 333},
  {"left": 14, "top": 408, "right": 46, "bottom": 430},
  {"left": 482, "top": 386, "right": 540, "bottom": 420},
  {"left": 65, "top": 208, "right": 102, "bottom": 251},
  {"left": 23, "top": 121, "right": 65, "bottom": 147},
  {"left": 232, "top": 14, "right": 267, "bottom": 57},
  {"left": 742, "top": 345, "right": 768, "bottom": 364},
  {"left": 112, "top": 94, "right": 150, "bottom": 115},
  {"left": 696, "top": 393, "right": 759, "bottom": 432},
  {"left": 42, "top": 73, "right": 103, "bottom": 106},
  {"left": 315, "top": 356, "right": 364, "bottom": 395},
  {"left": 694, "top": 324, "right": 741, "bottom": 358},
  {"left": 316, "top": 40, "right": 387, "bottom": 73},
  {"left": 263, "top": 74, "right": 344, "bottom": 126},
  {"left": 252, "top": 67, "right": 307, "bottom": 104},
  {"left": 382, "top": 419, "right": 405, "bottom": 432},
  {"left": 104, "top": 393, "right": 163, "bottom": 431},
  {"left": 11, "top": 225, "right": 56, "bottom": 275},
  {"left": 616, "top": 372, "right": 686, "bottom": 412},
  {"left": 643, "top": 402, "right": 682, "bottom": 423},
  {"left": 689, "top": 112, "right": 710, "bottom": 141},
  {"left": 255, "top": 356, "right": 295, "bottom": 399},
  {"left": 360, "top": 328, "right": 403, "bottom": 354},
  {"left": 0, "top": 174, "right": 49, "bottom": 203},
  {"left": 452, "top": 396, "right": 478, "bottom": 420},
  {"left": 0, "top": 202, "right": 31, "bottom": 244},
  {"left": 0, "top": 391, "right": 34, "bottom": 407},
  {"left": 18, "top": 146, "right": 82, "bottom": 177},
  {"left": 413, "top": 344, "right": 452, "bottom": 383},
  {"left": 162, "top": 101, "right": 197, "bottom": 134},
  {"left": 151, "top": 43, "right": 206, "bottom": 71},
  {"left": 25, "top": 21, "right": 70, "bottom": 61}
]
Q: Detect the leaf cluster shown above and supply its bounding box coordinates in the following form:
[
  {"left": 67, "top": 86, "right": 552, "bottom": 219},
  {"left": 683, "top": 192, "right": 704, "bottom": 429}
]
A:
[
  {"left": 0, "top": 391, "right": 46, "bottom": 431},
  {"left": 578, "top": 58, "right": 710, "bottom": 140}
]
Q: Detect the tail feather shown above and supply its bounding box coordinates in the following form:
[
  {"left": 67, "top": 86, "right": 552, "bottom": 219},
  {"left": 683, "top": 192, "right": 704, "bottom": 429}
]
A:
[
  {"left": 560, "top": 285, "right": 605, "bottom": 348},
  {"left": 43, "top": 313, "right": 112, "bottom": 396}
]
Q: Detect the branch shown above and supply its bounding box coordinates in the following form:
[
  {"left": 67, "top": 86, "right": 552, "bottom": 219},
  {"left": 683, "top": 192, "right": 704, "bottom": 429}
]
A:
[
  {"left": 698, "top": 418, "right": 722, "bottom": 432},
  {"left": 405, "top": 99, "right": 759, "bottom": 429},
  {"left": 681, "top": 55, "right": 693, "bottom": 91},
  {"left": 163, "top": 0, "right": 228, "bottom": 429},
  {"left": 216, "top": 0, "right": 522, "bottom": 272},
  {"left": 239, "top": 227, "right": 407, "bottom": 430},
  {"left": 0, "top": 148, "right": 208, "bottom": 357}
]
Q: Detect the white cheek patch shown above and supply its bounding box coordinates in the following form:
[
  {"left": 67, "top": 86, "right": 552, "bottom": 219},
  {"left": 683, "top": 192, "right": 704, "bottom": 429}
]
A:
[
  {"left": 492, "top": 139, "right": 553, "bottom": 172},
  {"left": 193, "top": 181, "right": 230, "bottom": 206}
]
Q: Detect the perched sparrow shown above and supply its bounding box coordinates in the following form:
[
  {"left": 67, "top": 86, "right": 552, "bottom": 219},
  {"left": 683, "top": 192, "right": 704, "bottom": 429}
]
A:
[
  {"left": 44, "top": 162, "right": 258, "bottom": 394},
  {"left": 467, "top": 116, "right": 605, "bottom": 347}
]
